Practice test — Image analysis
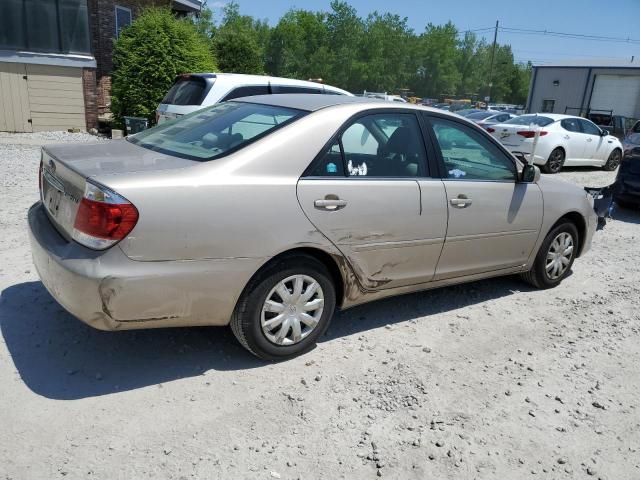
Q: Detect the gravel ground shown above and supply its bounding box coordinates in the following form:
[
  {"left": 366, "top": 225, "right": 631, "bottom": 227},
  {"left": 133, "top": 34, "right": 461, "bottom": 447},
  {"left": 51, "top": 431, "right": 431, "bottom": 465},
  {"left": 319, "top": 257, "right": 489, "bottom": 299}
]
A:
[{"left": 1, "top": 133, "right": 639, "bottom": 479}]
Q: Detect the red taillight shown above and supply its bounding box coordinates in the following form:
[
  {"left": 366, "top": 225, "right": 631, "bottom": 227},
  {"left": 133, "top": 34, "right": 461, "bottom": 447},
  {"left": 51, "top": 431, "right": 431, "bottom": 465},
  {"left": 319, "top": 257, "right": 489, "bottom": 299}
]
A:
[
  {"left": 517, "top": 130, "right": 548, "bottom": 138},
  {"left": 486, "top": 127, "right": 495, "bottom": 133},
  {"left": 74, "top": 198, "right": 138, "bottom": 240},
  {"left": 72, "top": 182, "right": 138, "bottom": 250}
]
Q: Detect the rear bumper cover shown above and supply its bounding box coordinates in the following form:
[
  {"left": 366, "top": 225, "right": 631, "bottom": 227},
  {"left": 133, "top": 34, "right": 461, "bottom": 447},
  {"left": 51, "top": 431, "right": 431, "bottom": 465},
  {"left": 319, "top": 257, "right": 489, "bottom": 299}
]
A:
[{"left": 28, "top": 202, "right": 262, "bottom": 330}]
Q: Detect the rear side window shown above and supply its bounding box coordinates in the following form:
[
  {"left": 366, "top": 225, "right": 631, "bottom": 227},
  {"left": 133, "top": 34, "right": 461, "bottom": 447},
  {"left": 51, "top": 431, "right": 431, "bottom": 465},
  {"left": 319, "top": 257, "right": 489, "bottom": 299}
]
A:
[
  {"left": 561, "top": 118, "right": 581, "bottom": 133},
  {"left": 271, "top": 85, "right": 323, "bottom": 94},
  {"left": 128, "top": 102, "right": 304, "bottom": 161},
  {"left": 162, "top": 77, "right": 208, "bottom": 106},
  {"left": 221, "top": 85, "right": 269, "bottom": 102},
  {"left": 306, "top": 113, "right": 427, "bottom": 178}
]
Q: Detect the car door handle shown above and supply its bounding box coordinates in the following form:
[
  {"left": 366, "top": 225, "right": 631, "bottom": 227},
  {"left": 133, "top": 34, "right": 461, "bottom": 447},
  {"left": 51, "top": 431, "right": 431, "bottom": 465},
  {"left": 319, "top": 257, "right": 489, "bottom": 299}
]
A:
[
  {"left": 314, "top": 198, "right": 347, "bottom": 211},
  {"left": 450, "top": 195, "right": 472, "bottom": 208},
  {"left": 563, "top": 135, "right": 570, "bottom": 140},
  {"left": 586, "top": 138, "right": 593, "bottom": 142}
]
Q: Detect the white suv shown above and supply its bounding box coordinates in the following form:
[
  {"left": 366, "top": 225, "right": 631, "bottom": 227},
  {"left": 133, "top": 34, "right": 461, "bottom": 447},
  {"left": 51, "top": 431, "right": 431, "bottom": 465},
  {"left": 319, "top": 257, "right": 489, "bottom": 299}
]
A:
[{"left": 156, "top": 73, "right": 352, "bottom": 124}]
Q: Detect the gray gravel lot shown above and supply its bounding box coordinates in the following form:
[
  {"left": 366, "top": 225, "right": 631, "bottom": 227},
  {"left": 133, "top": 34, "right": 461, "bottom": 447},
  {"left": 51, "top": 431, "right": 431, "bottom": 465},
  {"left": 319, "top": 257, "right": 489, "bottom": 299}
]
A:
[{"left": 0, "top": 132, "right": 639, "bottom": 479}]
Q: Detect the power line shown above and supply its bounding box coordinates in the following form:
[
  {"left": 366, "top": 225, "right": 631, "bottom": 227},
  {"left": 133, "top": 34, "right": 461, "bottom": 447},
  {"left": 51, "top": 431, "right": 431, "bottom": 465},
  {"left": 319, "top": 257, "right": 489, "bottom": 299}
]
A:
[{"left": 498, "top": 26, "right": 640, "bottom": 45}]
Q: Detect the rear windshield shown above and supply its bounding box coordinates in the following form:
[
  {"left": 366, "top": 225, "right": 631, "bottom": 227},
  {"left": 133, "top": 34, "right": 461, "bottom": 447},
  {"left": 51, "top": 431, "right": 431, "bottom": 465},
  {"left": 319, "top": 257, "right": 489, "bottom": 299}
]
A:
[
  {"left": 466, "top": 111, "right": 497, "bottom": 120},
  {"left": 128, "top": 102, "right": 305, "bottom": 161},
  {"left": 504, "top": 115, "right": 554, "bottom": 127},
  {"left": 161, "top": 77, "right": 209, "bottom": 106}
]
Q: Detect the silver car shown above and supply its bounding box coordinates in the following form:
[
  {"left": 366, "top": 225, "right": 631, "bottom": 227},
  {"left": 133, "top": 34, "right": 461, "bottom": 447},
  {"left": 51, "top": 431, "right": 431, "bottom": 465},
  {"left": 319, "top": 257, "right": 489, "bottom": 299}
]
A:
[{"left": 28, "top": 95, "right": 598, "bottom": 360}]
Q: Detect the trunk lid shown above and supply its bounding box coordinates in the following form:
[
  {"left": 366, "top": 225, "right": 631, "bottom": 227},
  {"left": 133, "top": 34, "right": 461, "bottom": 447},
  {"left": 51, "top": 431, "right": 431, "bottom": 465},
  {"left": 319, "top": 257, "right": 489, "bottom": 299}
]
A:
[
  {"left": 490, "top": 124, "right": 529, "bottom": 149},
  {"left": 41, "top": 140, "right": 197, "bottom": 240}
]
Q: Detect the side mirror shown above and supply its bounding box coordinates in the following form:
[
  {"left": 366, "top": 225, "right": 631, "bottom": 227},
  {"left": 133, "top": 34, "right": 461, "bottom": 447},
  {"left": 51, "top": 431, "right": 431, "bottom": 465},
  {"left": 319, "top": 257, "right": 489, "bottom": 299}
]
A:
[
  {"left": 600, "top": 129, "right": 608, "bottom": 137},
  {"left": 521, "top": 163, "right": 540, "bottom": 183}
]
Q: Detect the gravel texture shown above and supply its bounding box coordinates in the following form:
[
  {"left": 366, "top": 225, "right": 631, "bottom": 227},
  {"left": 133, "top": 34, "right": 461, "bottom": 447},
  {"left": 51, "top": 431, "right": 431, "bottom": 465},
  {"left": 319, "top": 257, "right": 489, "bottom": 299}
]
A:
[{"left": 1, "top": 133, "right": 639, "bottom": 479}]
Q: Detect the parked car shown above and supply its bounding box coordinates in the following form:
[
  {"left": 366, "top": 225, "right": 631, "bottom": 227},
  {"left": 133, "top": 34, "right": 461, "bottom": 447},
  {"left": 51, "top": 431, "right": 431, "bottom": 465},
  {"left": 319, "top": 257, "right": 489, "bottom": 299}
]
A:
[
  {"left": 464, "top": 111, "right": 518, "bottom": 128},
  {"left": 156, "top": 73, "right": 352, "bottom": 124},
  {"left": 30, "top": 95, "right": 599, "bottom": 360},
  {"left": 363, "top": 92, "right": 407, "bottom": 103},
  {"left": 455, "top": 108, "right": 487, "bottom": 117},
  {"left": 614, "top": 120, "right": 640, "bottom": 208},
  {"left": 488, "top": 114, "right": 623, "bottom": 173}
]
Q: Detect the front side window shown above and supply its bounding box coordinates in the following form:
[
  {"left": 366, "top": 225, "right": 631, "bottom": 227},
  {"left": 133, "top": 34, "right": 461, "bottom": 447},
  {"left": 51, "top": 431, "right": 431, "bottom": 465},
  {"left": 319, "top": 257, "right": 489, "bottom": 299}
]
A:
[
  {"left": 128, "top": 102, "right": 305, "bottom": 161},
  {"left": 579, "top": 119, "right": 601, "bottom": 136},
  {"left": 341, "top": 113, "right": 426, "bottom": 177},
  {"left": 429, "top": 117, "right": 516, "bottom": 181}
]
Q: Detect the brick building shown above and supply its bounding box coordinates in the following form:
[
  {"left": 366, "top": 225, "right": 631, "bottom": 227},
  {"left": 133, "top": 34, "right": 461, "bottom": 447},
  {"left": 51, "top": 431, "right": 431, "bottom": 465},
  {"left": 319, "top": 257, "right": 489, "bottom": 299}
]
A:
[{"left": 0, "top": 0, "right": 202, "bottom": 133}]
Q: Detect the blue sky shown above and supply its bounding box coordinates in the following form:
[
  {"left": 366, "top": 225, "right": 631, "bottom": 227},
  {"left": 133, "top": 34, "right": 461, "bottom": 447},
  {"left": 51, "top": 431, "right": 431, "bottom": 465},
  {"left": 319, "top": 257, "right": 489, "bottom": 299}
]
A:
[{"left": 207, "top": 0, "right": 640, "bottom": 65}]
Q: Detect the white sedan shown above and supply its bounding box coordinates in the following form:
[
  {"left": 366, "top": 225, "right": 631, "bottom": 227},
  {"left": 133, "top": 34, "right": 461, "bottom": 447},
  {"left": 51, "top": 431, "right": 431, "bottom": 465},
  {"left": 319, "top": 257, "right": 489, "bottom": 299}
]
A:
[{"left": 488, "top": 114, "right": 623, "bottom": 173}]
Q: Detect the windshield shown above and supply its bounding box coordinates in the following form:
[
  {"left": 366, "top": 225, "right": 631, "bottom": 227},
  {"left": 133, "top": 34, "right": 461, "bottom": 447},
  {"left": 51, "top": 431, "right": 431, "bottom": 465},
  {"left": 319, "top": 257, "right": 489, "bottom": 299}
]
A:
[
  {"left": 129, "top": 102, "right": 305, "bottom": 161},
  {"left": 504, "top": 115, "right": 554, "bottom": 127}
]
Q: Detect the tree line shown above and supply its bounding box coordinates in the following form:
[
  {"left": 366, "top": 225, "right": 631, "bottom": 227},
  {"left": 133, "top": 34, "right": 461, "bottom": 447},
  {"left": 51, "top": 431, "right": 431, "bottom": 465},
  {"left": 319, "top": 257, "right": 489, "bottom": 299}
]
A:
[
  {"left": 203, "top": 1, "right": 531, "bottom": 104},
  {"left": 111, "top": 2, "right": 532, "bottom": 124}
]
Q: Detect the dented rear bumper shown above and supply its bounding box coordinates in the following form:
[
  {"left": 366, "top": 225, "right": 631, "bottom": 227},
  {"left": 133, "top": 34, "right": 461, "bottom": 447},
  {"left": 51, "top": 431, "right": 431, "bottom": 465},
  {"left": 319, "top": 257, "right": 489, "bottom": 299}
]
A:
[{"left": 28, "top": 202, "right": 261, "bottom": 330}]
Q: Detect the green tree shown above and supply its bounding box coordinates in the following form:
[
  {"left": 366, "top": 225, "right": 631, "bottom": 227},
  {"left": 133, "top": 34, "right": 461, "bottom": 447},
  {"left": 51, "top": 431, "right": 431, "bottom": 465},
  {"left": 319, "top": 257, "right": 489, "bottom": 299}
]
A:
[
  {"left": 266, "top": 9, "right": 331, "bottom": 81},
  {"left": 212, "top": 1, "right": 266, "bottom": 74},
  {"left": 111, "top": 8, "right": 216, "bottom": 125},
  {"left": 411, "top": 22, "right": 461, "bottom": 97},
  {"left": 358, "top": 12, "right": 415, "bottom": 92},
  {"left": 325, "top": 1, "right": 365, "bottom": 92}
]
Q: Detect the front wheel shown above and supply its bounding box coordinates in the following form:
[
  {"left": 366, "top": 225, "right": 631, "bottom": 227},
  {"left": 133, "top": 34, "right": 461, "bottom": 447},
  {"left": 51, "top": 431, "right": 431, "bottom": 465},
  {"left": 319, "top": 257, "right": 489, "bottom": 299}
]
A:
[
  {"left": 542, "top": 148, "right": 565, "bottom": 174},
  {"left": 602, "top": 149, "right": 622, "bottom": 171},
  {"left": 521, "top": 222, "right": 578, "bottom": 289},
  {"left": 230, "top": 254, "right": 336, "bottom": 360}
]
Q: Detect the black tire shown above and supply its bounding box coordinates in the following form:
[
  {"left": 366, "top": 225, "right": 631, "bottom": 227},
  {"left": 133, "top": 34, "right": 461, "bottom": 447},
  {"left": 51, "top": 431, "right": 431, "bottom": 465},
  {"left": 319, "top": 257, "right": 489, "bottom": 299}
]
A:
[
  {"left": 230, "top": 254, "right": 336, "bottom": 361},
  {"left": 521, "top": 221, "right": 579, "bottom": 289},
  {"left": 602, "top": 149, "right": 622, "bottom": 171},
  {"left": 542, "top": 148, "right": 565, "bottom": 173}
]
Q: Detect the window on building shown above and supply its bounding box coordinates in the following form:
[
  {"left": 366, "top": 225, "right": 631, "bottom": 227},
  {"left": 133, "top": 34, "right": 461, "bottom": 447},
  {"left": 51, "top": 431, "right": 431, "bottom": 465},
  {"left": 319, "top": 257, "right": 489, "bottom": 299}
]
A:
[
  {"left": 0, "top": 0, "right": 90, "bottom": 54},
  {"left": 541, "top": 99, "right": 555, "bottom": 113},
  {"left": 115, "top": 6, "right": 132, "bottom": 38}
]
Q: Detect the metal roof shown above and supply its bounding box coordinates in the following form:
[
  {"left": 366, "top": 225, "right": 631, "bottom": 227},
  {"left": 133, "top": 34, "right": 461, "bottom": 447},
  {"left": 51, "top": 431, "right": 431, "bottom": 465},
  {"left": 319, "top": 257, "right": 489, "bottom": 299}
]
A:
[{"left": 533, "top": 58, "right": 640, "bottom": 68}]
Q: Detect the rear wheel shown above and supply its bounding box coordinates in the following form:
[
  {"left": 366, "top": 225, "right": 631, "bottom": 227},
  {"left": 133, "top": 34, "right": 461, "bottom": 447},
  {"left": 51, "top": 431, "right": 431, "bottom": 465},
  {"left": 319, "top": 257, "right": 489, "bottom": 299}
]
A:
[
  {"left": 521, "top": 221, "right": 578, "bottom": 289},
  {"left": 542, "top": 148, "right": 565, "bottom": 174},
  {"left": 602, "top": 149, "right": 622, "bottom": 171},
  {"left": 230, "top": 254, "right": 336, "bottom": 361}
]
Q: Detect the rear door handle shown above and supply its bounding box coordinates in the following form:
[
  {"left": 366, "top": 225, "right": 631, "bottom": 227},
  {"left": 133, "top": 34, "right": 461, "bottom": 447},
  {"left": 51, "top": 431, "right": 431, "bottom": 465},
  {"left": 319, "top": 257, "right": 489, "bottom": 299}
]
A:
[
  {"left": 450, "top": 195, "right": 472, "bottom": 208},
  {"left": 587, "top": 138, "right": 593, "bottom": 142},
  {"left": 314, "top": 197, "right": 347, "bottom": 211}
]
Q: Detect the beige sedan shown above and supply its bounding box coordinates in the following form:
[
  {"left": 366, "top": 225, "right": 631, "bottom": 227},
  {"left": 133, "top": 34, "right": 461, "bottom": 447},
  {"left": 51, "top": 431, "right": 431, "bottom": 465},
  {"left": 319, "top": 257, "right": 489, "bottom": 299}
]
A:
[{"left": 28, "top": 95, "right": 598, "bottom": 360}]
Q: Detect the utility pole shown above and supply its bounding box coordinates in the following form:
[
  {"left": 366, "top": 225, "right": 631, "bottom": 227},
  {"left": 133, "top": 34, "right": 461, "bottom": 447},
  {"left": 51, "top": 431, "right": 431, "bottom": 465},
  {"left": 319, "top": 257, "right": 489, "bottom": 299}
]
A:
[{"left": 487, "top": 20, "right": 499, "bottom": 109}]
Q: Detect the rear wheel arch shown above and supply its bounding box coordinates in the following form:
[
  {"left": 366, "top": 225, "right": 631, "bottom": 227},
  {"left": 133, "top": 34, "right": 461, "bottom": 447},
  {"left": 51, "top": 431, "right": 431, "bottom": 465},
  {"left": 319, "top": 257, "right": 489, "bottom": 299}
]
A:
[{"left": 240, "top": 247, "right": 346, "bottom": 310}]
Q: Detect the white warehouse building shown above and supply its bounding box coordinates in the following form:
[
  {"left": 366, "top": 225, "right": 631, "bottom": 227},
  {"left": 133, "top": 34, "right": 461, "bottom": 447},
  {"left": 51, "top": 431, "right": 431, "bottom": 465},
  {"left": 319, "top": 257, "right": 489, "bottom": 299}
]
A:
[{"left": 526, "top": 58, "right": 640, "bottom": 119}]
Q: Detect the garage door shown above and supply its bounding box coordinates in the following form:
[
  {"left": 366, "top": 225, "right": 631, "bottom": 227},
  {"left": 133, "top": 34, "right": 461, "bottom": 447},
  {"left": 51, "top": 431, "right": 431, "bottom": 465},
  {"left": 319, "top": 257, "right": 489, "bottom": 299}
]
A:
[
  {"left": 0, "top": 62, "right": 86, "bottom": 133},
  {"left": 590, "top": 74, "right": 640, "bottom": 118}
]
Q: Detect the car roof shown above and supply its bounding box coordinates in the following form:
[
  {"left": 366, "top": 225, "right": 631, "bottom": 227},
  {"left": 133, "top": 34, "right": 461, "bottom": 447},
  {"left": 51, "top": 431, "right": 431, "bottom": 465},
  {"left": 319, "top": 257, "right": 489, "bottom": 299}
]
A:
[
  {"left": 233, "top": 93, "right": 387, "bottom": 112},
  {"left": 185, "top": 72, "right": 351, "bottom": 95}
]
